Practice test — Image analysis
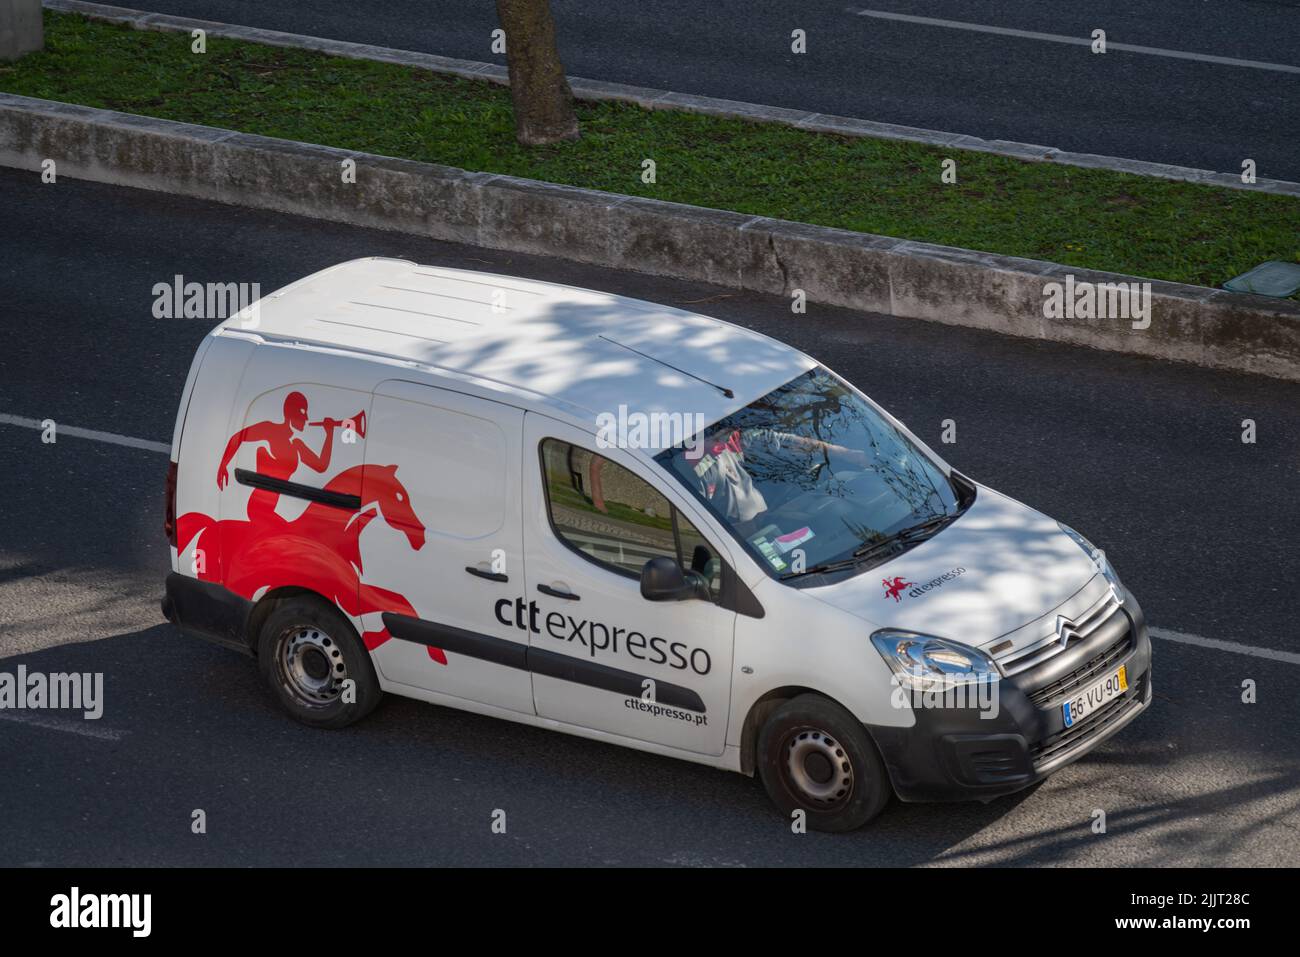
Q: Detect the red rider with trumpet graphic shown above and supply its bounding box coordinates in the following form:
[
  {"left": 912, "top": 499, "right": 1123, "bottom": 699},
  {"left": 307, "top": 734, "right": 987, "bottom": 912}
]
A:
[{"left": 215, "top": 391, "right": 365, "bottom": 523}]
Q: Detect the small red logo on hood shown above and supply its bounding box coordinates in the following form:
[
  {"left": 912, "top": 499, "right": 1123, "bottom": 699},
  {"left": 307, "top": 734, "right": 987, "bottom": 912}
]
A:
[{"left": 882, "top": 577, "right": 914, "bottom": 602}]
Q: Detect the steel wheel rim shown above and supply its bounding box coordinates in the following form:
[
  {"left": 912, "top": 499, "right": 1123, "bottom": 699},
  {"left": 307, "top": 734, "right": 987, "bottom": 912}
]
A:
[
  {"left": 277, "top": 624, "right": 348, "bottom": 707},
  {"left": 783, "top": 727, "right": 854, "bottom": 808}
]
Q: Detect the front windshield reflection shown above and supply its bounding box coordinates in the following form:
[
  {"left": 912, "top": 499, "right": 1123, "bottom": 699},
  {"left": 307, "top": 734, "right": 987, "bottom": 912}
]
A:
[{"left": 656, "top": 367, "right": 961, "bottom": 579}]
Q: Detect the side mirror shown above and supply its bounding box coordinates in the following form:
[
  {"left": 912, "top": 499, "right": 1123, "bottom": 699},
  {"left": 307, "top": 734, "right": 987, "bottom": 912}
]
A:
[{"left": 640, "top": 556, "right": 710, "bottom": 602}]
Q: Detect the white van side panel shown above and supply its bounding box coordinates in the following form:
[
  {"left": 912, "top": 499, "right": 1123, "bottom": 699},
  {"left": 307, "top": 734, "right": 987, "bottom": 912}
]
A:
[
  {"left": 728, "top": 577, "right": 915, "bottom": 741},
  {"left": 361, "top": 381, "right": 535, "bottom": 715},
  {"left": 172, "top": 334, "right": 255, "bottom": 575}
]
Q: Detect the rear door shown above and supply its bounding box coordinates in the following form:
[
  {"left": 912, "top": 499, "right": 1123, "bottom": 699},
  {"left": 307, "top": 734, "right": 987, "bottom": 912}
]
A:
[
  {"left": 210, "top": 379, "right": 372, "bottom": 602},
  {"left": 360, "top": 380, "right": 533, "bottom": 715},
  {"left": 521, "top": 413, "right": 736, "bottom": 755}
]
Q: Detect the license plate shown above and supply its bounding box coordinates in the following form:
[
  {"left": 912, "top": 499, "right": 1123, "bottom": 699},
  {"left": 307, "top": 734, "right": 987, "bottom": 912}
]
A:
[{"left": 1062, "top": 664, "right": 1128, "bottom": 727}]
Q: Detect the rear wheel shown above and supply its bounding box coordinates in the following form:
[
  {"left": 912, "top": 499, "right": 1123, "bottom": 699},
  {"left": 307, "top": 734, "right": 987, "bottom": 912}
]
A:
[
  {"left": 256, "top": 596, "right": 381, "bottom": 729},
  {"left": 757, "top": 694, "right": 891, "bottom": 832}
]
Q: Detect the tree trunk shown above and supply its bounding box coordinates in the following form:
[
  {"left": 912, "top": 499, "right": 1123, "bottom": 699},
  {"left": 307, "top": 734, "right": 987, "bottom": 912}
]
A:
[
  {"left": 0, "top": 0, "right": 44, "bottom": 62},
  {"left": 495, "top": 0, "right": 579, "bottom": 146}
]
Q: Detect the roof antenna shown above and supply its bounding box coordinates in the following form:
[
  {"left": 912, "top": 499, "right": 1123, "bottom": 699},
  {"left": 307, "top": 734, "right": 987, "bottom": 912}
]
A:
[{"left": 599, "top": 335, "right": 734, "bottom": 399}]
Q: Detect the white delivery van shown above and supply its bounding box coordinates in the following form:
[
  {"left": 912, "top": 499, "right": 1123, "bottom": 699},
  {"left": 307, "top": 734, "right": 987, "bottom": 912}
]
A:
[{"left": 162, "top": 258, "right": 1152, "bottom": 831}]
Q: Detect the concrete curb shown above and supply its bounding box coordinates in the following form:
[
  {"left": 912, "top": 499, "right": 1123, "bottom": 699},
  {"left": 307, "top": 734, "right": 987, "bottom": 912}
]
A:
[
  {"left": 42, "top": 0, "right": 1300, "bottom": 197},
  {"left": 2, "top": 93, "right": 1298, "bottom": 381}
]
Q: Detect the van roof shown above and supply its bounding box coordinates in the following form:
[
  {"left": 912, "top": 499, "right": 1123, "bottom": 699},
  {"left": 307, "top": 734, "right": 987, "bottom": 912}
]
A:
[{"left": 217, "top": 258, "right": 814, "bottom": 450}]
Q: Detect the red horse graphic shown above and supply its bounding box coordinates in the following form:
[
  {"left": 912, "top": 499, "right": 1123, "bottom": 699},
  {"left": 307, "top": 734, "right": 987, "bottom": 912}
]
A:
[
  {"left": 182, "top": 409, "right": 445, "bottom": 663},
  {"left": 882, "top": 576, "right": 914, "bottom": 603}
]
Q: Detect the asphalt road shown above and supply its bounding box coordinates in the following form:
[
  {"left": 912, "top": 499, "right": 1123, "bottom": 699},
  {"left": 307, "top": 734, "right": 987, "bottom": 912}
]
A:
[
  {"left": 1, "top": 169, "right": 1298, "bottom": 866},
  {"left": 124, "top": 0, "right": 1300, "bottom": 180}
]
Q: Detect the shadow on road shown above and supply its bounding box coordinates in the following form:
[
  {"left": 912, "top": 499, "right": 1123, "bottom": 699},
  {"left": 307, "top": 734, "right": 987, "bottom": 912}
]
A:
[{"left": 2, "top": 619, "right": 1296, "bottom": 867}]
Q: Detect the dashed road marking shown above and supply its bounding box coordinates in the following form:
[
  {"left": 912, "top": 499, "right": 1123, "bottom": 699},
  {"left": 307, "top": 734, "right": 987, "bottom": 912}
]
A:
[
  {"left": 1149, "top": 627, "right": 1300, "bottom": 666},
  {"left": 0, "top": 413, "right": 170, "bottom": 454},
  {"left": 847, "top": 9, "right": 1300, "bottom": 74},
  {"left": 0, "top": 712, "right": 127, "bottom": 741}
]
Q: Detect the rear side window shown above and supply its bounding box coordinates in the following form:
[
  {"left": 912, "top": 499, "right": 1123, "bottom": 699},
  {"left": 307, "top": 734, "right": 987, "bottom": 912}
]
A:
[{"left": 540, "top": 439, "right": 721, "bottom": 597}]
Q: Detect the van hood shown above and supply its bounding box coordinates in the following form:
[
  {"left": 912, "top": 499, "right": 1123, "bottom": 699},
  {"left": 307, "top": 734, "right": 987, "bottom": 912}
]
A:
[{"left": 806, "top": 487, "right": 1097, "bottom": 647}]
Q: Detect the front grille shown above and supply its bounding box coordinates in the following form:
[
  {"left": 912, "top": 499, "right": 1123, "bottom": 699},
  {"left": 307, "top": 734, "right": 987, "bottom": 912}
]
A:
[
  {"left": 1027, "top": 631, "right": 1133, "bottom": 708},
  {"left": 1030, "top": 674, "right": 1146, "bottom": 769},
  {"left": 998, "top": 587, "right": 1121, "bottom": 676}
]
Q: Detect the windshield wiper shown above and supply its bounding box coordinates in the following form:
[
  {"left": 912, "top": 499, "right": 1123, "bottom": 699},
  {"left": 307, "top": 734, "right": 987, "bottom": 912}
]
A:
[
  {"left": 778, "top": 553, "right": 857, "bottom": 579},
  {"left": 779, "top": 557, "right": 864, "bottom": 580},
  {"left": 779, "top": 513, "right": 958, "bottom": 581},
  {"left": 851, "top": 513, "right": 952, "bottom": 558}
]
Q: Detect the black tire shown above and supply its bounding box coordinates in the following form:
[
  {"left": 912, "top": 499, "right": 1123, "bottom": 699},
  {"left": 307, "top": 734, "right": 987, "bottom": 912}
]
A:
[
  {"left": 756, "top": 694, "right": 891, "bottom": 832},
  {"left": 256, "top": 595, "right": 382, "bottom": 729}
]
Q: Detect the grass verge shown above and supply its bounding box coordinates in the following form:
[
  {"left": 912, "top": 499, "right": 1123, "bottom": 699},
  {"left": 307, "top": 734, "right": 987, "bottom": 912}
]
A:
[{"left": 3, "top": 11, "right": 1297, "bottom": 291}]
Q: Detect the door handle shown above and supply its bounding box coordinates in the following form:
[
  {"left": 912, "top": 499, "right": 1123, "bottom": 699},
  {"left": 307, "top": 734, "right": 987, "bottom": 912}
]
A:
[
  {"left": 537, "top": 583, "right": 580, "bottom": 601},
  {"left": 465, "top": 566, "right": 508, "bottom": 583}
]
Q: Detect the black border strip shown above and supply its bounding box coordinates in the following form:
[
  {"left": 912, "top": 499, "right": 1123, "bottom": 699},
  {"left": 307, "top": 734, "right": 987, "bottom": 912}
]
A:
[
  {"left": 382, "top": 612, "right": 706, "bottom": 713},
  {"left": 234, "top": 468, "right": 361, "bottom": 511},
  {"left": 384, "top": 613, "right": 528, "bottom": 670},
  {"left": 528, "top": 646, "right": 706, "bottom": 712}
]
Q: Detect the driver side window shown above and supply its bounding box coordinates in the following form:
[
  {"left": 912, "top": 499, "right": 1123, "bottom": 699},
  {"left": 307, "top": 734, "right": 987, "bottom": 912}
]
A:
[{"left": 540, "top": 439, "right": 722, "bottom": 598}]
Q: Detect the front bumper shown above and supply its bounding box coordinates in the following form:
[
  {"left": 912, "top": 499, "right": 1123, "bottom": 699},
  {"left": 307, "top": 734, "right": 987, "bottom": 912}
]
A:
[{"left": 869, "top": 587, "right": 1153, "bottom": 802}]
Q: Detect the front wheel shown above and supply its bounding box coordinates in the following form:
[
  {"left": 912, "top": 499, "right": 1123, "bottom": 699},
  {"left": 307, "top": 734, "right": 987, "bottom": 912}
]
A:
[
  {"left": 756, "top": 694, "right": 891, "bottom": 832},
  {"left": 256, "top": 596, "right": 382, "bottom": 729}
]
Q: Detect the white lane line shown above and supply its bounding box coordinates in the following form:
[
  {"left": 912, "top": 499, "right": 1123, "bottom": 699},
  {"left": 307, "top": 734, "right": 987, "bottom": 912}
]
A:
[
  {"left": 0, "top": 413, "right": 170, "bottom": 454},
  {"left": 1150, "top": 627, "right": 1300, "bottom": 665},
  {"left": 847, "top": 9, "right": 1300, "bottom": 74},
  {"left": 0, "top": 712, "right": 127, "bottom": 741}
]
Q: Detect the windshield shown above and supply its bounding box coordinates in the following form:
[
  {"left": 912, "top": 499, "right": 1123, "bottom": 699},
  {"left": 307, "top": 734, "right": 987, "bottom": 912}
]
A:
[{"left": 655, "top": 367, "right": 970, "bottom": 583}]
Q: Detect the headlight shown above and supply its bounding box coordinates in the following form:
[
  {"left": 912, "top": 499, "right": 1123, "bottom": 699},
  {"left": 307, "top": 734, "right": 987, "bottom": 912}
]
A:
[
  {"left": 871, "top": 630, "right": 999, "bottom": 690},
  {"left": 1058, "top": 522, "right": 1124, "bottom": 603}
]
